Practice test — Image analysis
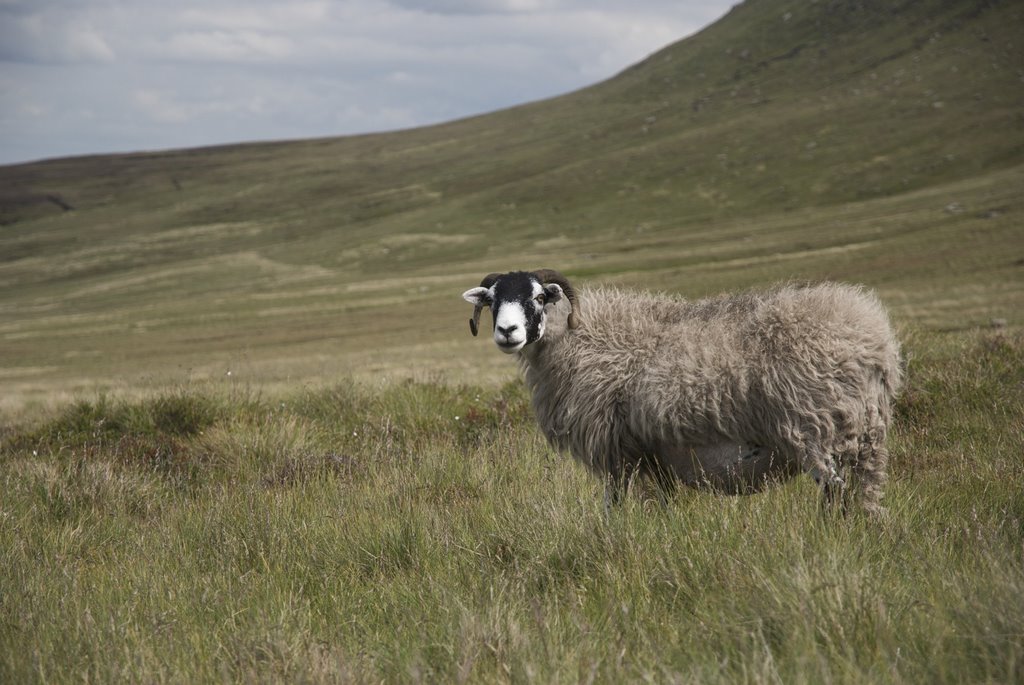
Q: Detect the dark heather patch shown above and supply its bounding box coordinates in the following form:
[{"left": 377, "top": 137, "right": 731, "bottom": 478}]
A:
[{"left": 490, "top": 271, "right": 546, "bottom": 343}]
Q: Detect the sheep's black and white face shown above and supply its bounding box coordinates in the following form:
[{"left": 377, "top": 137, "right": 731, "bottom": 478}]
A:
[{"left": 463, "top": 271, "right": 564, "bottom": 354}]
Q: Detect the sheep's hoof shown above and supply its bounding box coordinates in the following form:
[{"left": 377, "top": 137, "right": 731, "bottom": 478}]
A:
[{"left": 862, "top": 502, "right": 888, "bottom": 519}]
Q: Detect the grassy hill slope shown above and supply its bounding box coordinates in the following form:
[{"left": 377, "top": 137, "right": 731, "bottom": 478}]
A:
[{"left": 1, "top": 0, "right": 1022, "bottom": 405}]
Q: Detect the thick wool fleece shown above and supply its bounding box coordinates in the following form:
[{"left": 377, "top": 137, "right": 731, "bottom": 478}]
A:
[{"left": 519, "top": 282, "right": 902, "bottom": 510}]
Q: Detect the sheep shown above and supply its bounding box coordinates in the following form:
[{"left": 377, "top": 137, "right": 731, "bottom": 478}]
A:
[{"left": 462, "top": 269, "right": 902, "bottom": 514}]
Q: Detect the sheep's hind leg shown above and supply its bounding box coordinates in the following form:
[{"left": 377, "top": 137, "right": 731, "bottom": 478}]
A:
[
  {"left": 851, "top": 415, "right": 889, "bottom": 517},
  {"left": 803, "top": 445, "right": 848, "bottom": 516},
  {"left": 819, "top": 470, "right": 850, "bottom": 516}
]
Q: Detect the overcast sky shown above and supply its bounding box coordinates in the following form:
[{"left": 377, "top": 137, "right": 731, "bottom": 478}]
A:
[{"left": 0, "top": 1, "right": 736, "bottom": 166}]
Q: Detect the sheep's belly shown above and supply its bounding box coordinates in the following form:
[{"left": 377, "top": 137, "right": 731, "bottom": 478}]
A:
[{"left": 658, "top": 441, "right": 795, "bottom": 494}]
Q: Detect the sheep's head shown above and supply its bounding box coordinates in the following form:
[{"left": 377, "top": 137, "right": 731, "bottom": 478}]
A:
[{"left": 462, "top": 269, "right": 579, "bottom": 354}]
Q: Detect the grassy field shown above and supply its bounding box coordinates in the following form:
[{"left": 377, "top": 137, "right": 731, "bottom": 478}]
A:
[
  {"left": 1, "top": 330, "right": 1022, "bottom": 682},
  {"left": 1, "top": 0, "right": 1023, "bottom": 681}
]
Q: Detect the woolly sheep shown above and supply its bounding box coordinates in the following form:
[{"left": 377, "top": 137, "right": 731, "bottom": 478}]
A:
[{"left": 463, "top": 269, "right": 902, "bottom": 514}]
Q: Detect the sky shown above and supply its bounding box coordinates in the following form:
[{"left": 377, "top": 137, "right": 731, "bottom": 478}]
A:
[{"left": 0, "top": 1, "right": 736, "bottom": 166}]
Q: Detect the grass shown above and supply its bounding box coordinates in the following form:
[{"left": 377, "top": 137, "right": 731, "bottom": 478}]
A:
[{"left": 1, "top": 330, "right": 1022, "bottom": 683}]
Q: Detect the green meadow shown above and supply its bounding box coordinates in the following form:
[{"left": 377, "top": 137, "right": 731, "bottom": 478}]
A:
[{"left": 1, "top": 0, "right": 1022, "bottom": 681}]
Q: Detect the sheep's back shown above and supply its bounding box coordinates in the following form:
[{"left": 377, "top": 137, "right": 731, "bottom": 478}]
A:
[{"left": 560, "top": 283, "right": 901, "bottom": 451}]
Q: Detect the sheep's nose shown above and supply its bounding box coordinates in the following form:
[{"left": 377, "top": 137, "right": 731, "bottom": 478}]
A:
[{"left": 497, "top": 324, "right": 518, "bottom": 338}]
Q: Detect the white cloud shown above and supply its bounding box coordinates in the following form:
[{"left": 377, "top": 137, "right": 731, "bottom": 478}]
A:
[
  {"left": 165, "top": 30, "right": 293, "bottom": 62},
  {"left": 389, "top": 0, "right": 548, "bottom": 14},
  {"left": 179, "top": 2, "right": 332, "bottom": 32},
  {"left": 66, "top": 25, "right": 117, "bottom": 61},
  {"left": 132, "top": 89, "right": 192, "bottom": 124},
  {"left": 0, "top": 11, "right": 115, "bottom": 64}
]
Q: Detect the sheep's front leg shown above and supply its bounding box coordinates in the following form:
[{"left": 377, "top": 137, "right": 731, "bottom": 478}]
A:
[
  {"left": 603, "top": 473, "right": 625, "bottom": 517},
  {"left": 603, "top": 455, "right": 627, "bottom": 517}
]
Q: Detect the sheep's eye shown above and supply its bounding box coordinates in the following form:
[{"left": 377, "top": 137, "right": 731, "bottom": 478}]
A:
[{"left": 535, "top": 294, "right": 546, "bottom": 305}]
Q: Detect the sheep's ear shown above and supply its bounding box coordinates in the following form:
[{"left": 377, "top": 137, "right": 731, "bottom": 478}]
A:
[
  {"left": 462, "top": 287, "right": 491, "bottom": 306},
  {"left": 543, "top": 283, "right": 564, "bottom": 304}
]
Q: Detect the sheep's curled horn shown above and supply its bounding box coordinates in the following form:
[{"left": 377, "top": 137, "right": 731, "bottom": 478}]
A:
[
  {"left": 531, "top": 268, "right": 580, "bottom": 331},
  {"left": 468, "top": 269, "right": 580, "bottom": 336}
]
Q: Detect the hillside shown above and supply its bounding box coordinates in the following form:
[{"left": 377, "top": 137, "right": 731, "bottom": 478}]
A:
[{"left": 1, "top": 0, "right": 1022, "bottom": 406}]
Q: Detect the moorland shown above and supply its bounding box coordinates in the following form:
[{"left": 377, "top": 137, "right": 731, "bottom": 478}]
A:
[{"left": 1, "top": 0, "right": 1022, "bottom": 681}]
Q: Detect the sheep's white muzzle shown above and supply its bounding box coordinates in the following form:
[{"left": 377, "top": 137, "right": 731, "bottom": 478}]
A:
[
  {"left": 495, "top": 338, "right": 525, "bottom": 354},
  {"left": 493, "top": 301, "right": 528, "bottom": 353}
]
